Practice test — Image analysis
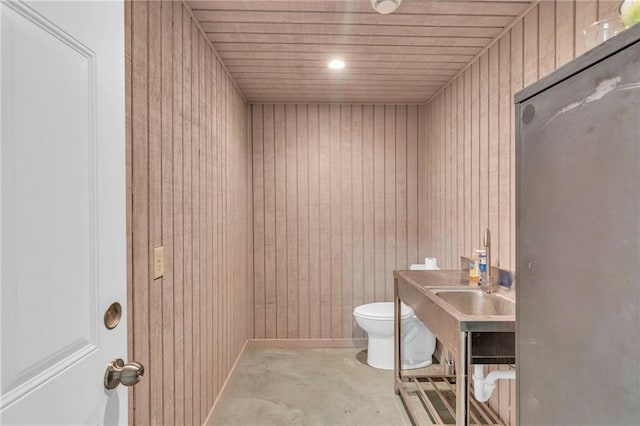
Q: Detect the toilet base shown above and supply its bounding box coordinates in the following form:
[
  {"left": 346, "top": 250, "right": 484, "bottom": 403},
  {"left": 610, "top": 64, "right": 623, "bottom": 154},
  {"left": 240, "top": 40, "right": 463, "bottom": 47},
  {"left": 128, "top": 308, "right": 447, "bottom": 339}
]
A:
[{"left": 365, "top": 336, "right": 433, "bottom": 370}]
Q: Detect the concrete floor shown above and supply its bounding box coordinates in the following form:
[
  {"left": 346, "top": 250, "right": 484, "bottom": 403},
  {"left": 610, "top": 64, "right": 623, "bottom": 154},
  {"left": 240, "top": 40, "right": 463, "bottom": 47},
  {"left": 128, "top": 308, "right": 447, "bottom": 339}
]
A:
[{"left": 210, "top": 348, "right": 412, "bottom": 426}]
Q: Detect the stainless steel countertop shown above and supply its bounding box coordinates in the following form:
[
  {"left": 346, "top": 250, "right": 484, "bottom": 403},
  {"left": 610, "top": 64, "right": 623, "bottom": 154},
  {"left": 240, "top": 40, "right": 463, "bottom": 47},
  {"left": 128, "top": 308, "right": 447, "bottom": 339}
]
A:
[{"left": 394, "top": 270, "right": 515, "bottom": 332}]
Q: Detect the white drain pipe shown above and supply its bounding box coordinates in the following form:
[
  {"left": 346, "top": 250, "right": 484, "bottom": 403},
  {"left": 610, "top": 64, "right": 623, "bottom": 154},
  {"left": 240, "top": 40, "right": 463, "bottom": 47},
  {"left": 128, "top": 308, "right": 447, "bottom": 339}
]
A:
[{"left": 472, "top": 365, "right": 515, "bottom": 402}]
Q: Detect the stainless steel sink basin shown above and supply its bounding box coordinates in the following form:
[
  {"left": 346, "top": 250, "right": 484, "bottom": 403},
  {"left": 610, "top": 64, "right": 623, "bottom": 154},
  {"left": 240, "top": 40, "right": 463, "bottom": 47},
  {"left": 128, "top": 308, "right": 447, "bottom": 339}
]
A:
[{"left": 432, "top": 288, "right": 515, "bottom": 316}]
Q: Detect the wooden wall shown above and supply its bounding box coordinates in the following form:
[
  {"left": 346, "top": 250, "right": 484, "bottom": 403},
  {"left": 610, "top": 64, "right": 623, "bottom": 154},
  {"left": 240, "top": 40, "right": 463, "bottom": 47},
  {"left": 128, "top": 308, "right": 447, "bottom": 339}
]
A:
[
  {"left": 126, "top": 1, "right": 251, "bottom": 425},
  {"left": 420, "top": 1, "right": 621, "bottom": 423},
  {"left": 250, "top": 104, "right": 424, "bottom": 339}
]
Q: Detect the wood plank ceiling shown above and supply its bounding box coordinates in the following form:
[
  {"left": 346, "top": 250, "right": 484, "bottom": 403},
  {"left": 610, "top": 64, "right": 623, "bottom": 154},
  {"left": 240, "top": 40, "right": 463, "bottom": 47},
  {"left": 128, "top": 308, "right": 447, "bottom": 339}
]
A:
[{"left": 189, "top": 0, "right": 535, "bottom": 103}]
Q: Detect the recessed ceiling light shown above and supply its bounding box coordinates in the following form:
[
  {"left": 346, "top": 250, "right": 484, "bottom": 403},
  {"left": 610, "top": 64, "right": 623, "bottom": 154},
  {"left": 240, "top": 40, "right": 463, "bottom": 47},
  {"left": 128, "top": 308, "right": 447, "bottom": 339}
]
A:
[
  {"left": 371, "top": 0, "right": 403, "bottom": 14},
  {"left": 328, "top": 59, "right": 346, "bottom": 70}
]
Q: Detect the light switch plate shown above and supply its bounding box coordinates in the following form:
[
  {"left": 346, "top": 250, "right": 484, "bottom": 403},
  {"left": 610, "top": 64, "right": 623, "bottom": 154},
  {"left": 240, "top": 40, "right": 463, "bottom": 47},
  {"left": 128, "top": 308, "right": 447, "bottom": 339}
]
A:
[{"left": 153, "top": 247, "right": 164, "bottom": 280}]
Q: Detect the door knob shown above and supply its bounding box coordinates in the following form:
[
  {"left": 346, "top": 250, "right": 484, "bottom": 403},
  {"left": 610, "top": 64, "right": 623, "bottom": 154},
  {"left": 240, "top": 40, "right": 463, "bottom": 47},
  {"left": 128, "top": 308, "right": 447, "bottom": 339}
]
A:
[{"left": 104, "top": 358, "right": 144, "bottom": 389}]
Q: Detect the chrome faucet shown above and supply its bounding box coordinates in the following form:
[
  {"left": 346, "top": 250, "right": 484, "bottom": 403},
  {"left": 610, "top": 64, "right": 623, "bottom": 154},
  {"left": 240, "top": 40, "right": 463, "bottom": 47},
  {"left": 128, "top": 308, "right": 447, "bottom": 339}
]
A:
[{"left": 482, "top": 228, "right": 498, "bottom": 293}]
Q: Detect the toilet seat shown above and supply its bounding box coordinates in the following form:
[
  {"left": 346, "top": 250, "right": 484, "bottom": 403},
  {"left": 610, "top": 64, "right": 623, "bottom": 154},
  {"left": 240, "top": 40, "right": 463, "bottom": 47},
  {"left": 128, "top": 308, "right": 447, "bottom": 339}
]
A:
[{"left": 353, "top": 302, "right": 412, "bottom": 320}]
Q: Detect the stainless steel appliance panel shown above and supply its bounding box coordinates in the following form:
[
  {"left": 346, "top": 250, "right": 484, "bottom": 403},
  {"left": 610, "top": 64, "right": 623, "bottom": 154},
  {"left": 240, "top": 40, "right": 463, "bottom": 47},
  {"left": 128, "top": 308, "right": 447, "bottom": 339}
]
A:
[{"left": 516, "top": 31, "right": 640, "bottom": 425}]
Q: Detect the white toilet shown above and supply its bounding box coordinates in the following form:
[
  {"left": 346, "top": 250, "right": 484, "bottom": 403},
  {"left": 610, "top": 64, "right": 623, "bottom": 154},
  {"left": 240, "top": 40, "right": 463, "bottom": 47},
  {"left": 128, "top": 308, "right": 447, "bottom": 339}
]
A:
[
  {"left": 353, "top": 257, "right": 439, "bottom": 370},
  {"left": 353, "top": 302, "right": 436, "bottom": 370}
]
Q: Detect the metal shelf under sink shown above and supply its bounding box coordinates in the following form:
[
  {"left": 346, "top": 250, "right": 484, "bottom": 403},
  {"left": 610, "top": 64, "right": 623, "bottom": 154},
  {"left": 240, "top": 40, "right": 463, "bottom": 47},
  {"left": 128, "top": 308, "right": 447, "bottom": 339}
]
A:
[{"left": 397, "top": 369, "right": 505, "bottom": 425}]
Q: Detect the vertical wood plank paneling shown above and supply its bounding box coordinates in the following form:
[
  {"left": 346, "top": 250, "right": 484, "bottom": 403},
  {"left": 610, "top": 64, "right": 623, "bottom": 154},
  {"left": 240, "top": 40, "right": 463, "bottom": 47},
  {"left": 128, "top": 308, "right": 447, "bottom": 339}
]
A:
[
  {"left": 221, "top": 64, "right": 227, "bottom": 385},
  {"left": 599, "top": 0, "right": 620, "bottom": 19},
  {"left": 441, "top": 90, "right": 448, "bottom": 266},
  {"left": 190, "top": 22, "right": 201, "bottom": 423},
  {"left": 450, "top": 82, "right": 457, "bottom": 269},
  {"left": 214, "top": 61, "right": 221, "bottom": 388},
  {"left": 222, "top": 73, "right": 229, "bottom": 377},
  {"left": 439, "top": 94, "right": 445, "bottom": 262},
  {"left": 318, "top": 104, "right": 331, "bottom": 338},
  {"left": 422, "top": 104, "right": 429, "bottom": 259},
  {"left": 470, "top": 62, "right": 480, "bottom": 253},
  {"left": 352, "top": 105, "right": 364, "bottom": 337},
  {"left": 159, "top": 2, "right": 174, "bottom": 425},
  {"left": 200, "top": 29, "right": 208, "bottom": 424},
  {"left": 362, "top": 105, "right": 375, "bottom": 306},
  {"left": 212, "top": 59, "right": 219, "bottom": 397},
  {"left": 247, "top": 94, "right": 254, "bottom": 343},
  {"left": 499, "top": 35, "right": 511, "bottom": 272},
  {"left": 431, "top": 101, "right": 436, "bottom": 260},
  {"left": 205, "top": 46, "right": 212, "bottom": 410},
  {"left": 434, "top": 95, "right": 440, "bottom": 259},
  {"left": 428, "top": 100, "right": 435, "bottom": 260},
  {"left": 417, "top": 104, "right": 427, "bottom": 261},
  {"left": 340, "top": 106, "right": 353, "bottom": 337},
  {"left": 127, "top": 2, "right": 249, "bottom": 424},
  {"left": 431, "top": 96, "right": 440, "bottom": 265},
  {"left": 195, "top": 31, "right": 203, "bottom": 423},
  {"left": 197, "top": 30, "right": 207, "bottom": 424},
  {"left": 215, "top": 61, "right": 223, "bottom": 390},
  {"left": 329, "top": 105, "right": 342, "bottom": 337},
  {"left": 214, "top": 62, "right": 221, "bottom": 389},
  {"left": 432, "top": 104, "right": 438, "bottom": 261},
  {"left": 424, "top": 102, "right": 431, "bottom": 258},
  {"left": 396, "top": 106, "right": 407, "bottom": 272},
  {"left": 148, "top": 8, "right": 163, "bottom": 420},
  {"left": 130, "top": 2, "right": 149, "bottom": 424},
  {"left": 251, "top": 103, "right": 422, "bottom": 338},
  {"left": 478, "top": 52, "right": 489, "bottom": 258},
  {"left": 383, "top": 105, "right": 397, "bottom": 300},
  {"left": 575, "top": 1, "right": 598, "bottom": 56},
  {"left": 488, "top": 46, "right": 499, "bottom": 268},
  {"left": 407, "top": 106, "right": 418, "bottom": 265},
  {"left": 229, "top": 76, "right": 234, "bottom": 373},
  {"left": 441, "top": 91, "right": 447, "bottom": 266},
  {"left": 556, "top": 0, "right": 575, "bottom": 68},
  {"left": 307, "top": 104, "right": 321, "bottom": 338},
  {"left": 224, "top": 83, "right": 229, "bottom": 375},
  {"left": 538, "top": 0, "right": 556, "bottom": 78},
  {"left": 252, "top": 105, "right": 265, "bottom": 339},
  {"left": 181, "top": 10, "right": 193, "bottom": 426},
  {"left": 463, "top": 69, "right": 472, "bottom": 257},
  {"left": 435, "top": 98, "right": 440, "bottom": 259},
  {"left": 208, "top": 35, "right": 215, "bottom": 417},
  {"left": 429, "top": 101, "right": 436, "bottom": 259},
  {"left": 435, "top": 95, "right": 442, "bottom": 264},
  {"left": 247, "top": 98, "right": 255, "bottom": 345},
  {"left": 296, "top": 105, "right": 309, "bottom": 338},
  {"left": 274, "top": 104, "right": 287, "bottom": 338},
  {"left": 428, "top": 101, "right": 433, "bottom": 258},
  {"left": 170, "top": 3, "right": 184, "bottom": 424},
  {"left": 263, "top": 104, "right": 276, "bottom": 339},
  {"left": 285, "top": 104, "right": 299, "bottom": 338},
  {"left": 456, "top": 77, "right": 464, "bottom": 262},
  {"left": 452, "top": 83, "right": 458, "bottom": 265},
  {"left": 443, "top": 88, "right": 450, "bottom": 269},
  {"left": 205, "top": 45, "right": 213, "bottom": 411},
  {"left": 523, "top": 5, "right": 539, "bottom": 87},
  {"left": 373, "top": 106, "right": 385, "bottom": 302}
]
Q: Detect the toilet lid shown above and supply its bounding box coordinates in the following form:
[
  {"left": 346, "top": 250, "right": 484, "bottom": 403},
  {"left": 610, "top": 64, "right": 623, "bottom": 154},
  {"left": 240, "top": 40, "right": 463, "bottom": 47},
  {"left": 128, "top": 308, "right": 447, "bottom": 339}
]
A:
[{"left": 353, "top": 302, "right": 413, "bottom": 320}]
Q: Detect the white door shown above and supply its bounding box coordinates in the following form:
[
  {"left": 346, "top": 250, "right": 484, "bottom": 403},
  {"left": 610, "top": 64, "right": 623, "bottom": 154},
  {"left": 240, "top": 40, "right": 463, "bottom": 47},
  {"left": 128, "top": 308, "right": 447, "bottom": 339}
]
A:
[{"left": 0, "top": 1, "right": 130, "bottom": 425}]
